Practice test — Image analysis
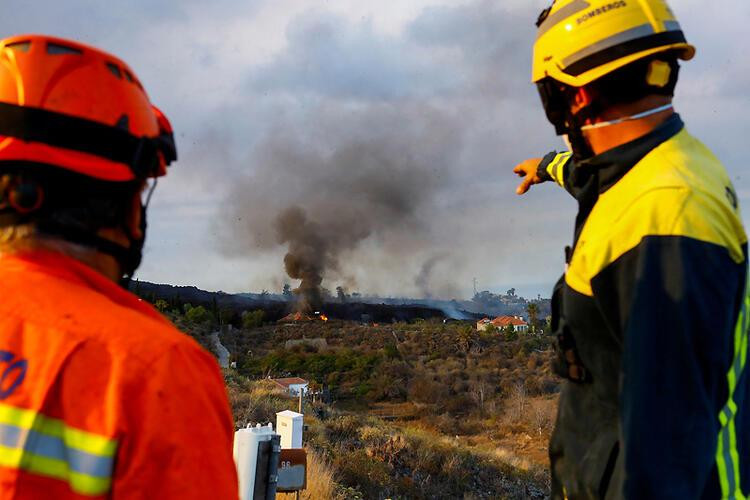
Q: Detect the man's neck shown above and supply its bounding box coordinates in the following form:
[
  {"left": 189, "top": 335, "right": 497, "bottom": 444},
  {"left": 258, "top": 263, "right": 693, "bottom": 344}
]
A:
[
  {"left": 583, "top": 96, "right": 674, "bottom": 155},
  {"left": 9, "top": 238, "right": 122, "bottom": 282}
]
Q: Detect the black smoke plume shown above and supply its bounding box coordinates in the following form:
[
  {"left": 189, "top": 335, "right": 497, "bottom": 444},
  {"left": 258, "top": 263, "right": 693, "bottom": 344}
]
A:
[
  {"left": 220, "top": 103, "right": 463, "bottom": 308},
  {"left": 217, "top": 4, "right": 544, "bottom": 302}
]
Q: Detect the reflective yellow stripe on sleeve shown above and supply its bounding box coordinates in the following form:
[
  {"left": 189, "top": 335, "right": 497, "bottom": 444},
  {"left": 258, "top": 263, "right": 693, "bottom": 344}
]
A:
[
  {"left": 0, "top": 403, "right": 118, "bottom": 497},
  {"left": 716, "top": 275, "right": 749, "bottom": 500},
  {"left": 546, "top": 151, "right": 572, "bottom": 187}
]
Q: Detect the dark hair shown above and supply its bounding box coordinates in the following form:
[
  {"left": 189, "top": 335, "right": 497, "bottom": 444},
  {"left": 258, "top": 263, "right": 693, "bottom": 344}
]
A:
[
  {"left": 0, "top": 162, "right": 140, "bottom": 234},
  {"left": 584, "top": 51, "right": 681, "bottom": 109}
]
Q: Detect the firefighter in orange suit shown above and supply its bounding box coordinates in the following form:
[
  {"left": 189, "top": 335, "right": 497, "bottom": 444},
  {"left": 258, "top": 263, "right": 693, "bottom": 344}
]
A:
[{"left": 0, "top": 35, "right": 238, "bottom": 498}]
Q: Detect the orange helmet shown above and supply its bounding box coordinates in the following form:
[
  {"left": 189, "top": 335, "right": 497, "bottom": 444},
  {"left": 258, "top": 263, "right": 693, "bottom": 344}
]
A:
[{"left": 0, "top": 34, "right": 176, "bottom": 181}]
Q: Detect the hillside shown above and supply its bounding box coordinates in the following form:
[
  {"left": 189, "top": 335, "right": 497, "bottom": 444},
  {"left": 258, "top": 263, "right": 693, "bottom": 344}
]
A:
[
  {"left": 153, "top": 290, "right": 561, "bottom": 499},
  {"left": 131, "top": 280, "right": 452, "bottom": 322},
  {"left": 227, "top": 374, "right": 552, "bottom": 499},
  {"left": 130, "top": 280, "right": 549, "bottom": 322}
]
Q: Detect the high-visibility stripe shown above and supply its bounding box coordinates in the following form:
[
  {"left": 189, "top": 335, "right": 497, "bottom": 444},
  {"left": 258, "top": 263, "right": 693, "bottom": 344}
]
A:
[
  {"left": 536, "top": 0, "right": 591, "bottom": 39},
  {"left": 561, "top": 27, "right": 688, "bottom": 77},
  {"left": 546, "top": 151, "right": 571, "bottom": 187},
  {"left": 716, "top": 278, "right": 749, "bottom": 499},
  {"left": 0, "top": 403, "right": 117, "bottom": 496}
]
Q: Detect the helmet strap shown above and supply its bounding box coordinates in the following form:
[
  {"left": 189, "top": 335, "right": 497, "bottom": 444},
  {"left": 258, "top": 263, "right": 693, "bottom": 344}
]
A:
[{"left": 565, "top": 102, "right": 597, "bottom": 162}]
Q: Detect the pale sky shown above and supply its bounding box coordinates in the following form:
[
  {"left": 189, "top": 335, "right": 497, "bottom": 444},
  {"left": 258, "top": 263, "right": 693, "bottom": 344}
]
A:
[{"left": 4, "top": 0, "right": 749, "bottom": 299}]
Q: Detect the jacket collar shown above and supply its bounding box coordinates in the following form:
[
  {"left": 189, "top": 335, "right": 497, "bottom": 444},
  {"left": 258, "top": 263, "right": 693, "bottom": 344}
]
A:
[
  {"left": 567, "top": 113, "right": 684, "bottom": 247},
  {"left": 570, "top": 113, "right": 684, "bottom": 197},
  {"left": 0, "top": 249, "right": 167, "bottom": 324}
]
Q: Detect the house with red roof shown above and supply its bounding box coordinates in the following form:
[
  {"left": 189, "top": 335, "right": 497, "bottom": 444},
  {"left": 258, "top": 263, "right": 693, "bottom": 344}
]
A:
[
  {"left": 477, "top": 315, "right": 528, "bottom": 333},
  {"left": 270, "top": 377, "right": 309, "bottom": 396}
]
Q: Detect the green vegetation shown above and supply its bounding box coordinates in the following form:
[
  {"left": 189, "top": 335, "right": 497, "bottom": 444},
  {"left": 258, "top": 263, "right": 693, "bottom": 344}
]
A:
[
  {"left": 241, "top": 309, "right": 265, "bottom": 329},
  {"left": 230, "top": 320, "right": 557, "bottom": 424},
  {"left": 185, "top": 304, "right": 212, "bottom": 324},
  {"left": 142, "top": 293, "right": 558, "bottom": 498}
]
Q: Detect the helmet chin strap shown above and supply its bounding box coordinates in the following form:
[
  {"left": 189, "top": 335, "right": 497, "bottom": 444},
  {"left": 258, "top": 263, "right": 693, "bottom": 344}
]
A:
[
  {"left": 579, "top": 104, "right": 673, "bottom": 131},
  {"left": 118, "top": 179, "right": 157, "bottom": 288}
]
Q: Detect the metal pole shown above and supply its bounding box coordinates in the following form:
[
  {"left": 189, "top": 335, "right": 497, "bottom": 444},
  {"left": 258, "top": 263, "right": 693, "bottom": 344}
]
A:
[{"left": 298, "top": 390, "right": 302, "bottom": 414}]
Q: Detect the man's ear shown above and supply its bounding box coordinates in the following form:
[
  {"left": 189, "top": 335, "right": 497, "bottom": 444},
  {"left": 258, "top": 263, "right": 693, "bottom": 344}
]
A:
[{"left": 125, "top": 188, "right": 144, "bottom": 241}]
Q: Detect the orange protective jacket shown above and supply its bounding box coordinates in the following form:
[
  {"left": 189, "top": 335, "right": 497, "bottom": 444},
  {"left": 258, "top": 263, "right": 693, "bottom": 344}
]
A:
[{"left": 0, "top": 250, "right": 239, "bottom": 499}]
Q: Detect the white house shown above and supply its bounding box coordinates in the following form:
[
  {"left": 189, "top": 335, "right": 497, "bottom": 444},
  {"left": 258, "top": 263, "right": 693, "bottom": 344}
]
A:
[
  {"left": 477, "top": 315, "right": 529, "bottom": 333},
  {"left": 270, "top": 377, "right": 309, "bottom": 396}
]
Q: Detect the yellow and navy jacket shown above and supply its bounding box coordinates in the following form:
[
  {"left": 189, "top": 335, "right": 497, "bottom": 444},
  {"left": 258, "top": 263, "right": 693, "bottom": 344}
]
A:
[{"left": 538, "top": 115, "right": 749, "bottom": 499}]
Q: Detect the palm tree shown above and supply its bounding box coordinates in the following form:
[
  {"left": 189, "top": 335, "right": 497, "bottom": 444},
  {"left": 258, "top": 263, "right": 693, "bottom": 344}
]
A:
[{"left": 527, "top": 303, "right": 539, "bottom": 333}]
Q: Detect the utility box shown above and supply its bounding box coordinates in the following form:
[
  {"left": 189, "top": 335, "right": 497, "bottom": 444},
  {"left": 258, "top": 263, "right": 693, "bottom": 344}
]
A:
[
  {"left": 276, "top": 410, "right": 303, "bottom": 449},
  {"left": 233, "top": 423, "right": 280, "bottom": 500}
]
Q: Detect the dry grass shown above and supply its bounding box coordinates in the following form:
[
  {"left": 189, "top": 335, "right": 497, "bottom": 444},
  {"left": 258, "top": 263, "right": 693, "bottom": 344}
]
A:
[
  {"left": 277, "top": 450, "right": 345, "bottom": 500},
  {"left": 221, "top": 317, "right": 560, "bottom": 498},
  {"left": 227, "top": 377, "right": 551, "bottom": 499}
]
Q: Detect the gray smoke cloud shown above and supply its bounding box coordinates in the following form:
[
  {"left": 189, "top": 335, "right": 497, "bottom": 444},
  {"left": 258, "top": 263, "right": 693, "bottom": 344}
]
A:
[
  {"left": 415, "top": 254, "right": 452, "bottom": 299},
  {"left": 220, "top": 100, "right": 464, "bottom": 307},
  {"left": 216, "top": 3, "right": 570, "bottom": 301},
  {"left": 4, "top": 0, "right": 748, "bottom": 298}
]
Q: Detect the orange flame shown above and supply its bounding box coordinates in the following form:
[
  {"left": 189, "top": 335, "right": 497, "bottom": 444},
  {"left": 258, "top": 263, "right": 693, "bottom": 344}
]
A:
[{"left": 319, "top": 314, "right": 329, "bottom": 322}]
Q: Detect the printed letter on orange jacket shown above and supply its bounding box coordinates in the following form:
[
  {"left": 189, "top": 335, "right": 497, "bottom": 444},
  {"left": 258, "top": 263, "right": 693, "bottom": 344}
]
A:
[{"left": 0, "top": 250, "right": 239, "bottom": 499}]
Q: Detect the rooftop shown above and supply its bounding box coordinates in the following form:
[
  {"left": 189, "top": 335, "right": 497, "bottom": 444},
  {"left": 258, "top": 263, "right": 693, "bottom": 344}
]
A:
[
  {"left": 271, "top": 377, "right": 309, "bottom": 387},
  {"left": 491, "top": 315, "right": 527, "bottom": 327}
]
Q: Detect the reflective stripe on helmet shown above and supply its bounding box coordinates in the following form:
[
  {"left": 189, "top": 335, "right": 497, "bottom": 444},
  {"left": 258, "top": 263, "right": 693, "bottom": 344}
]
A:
[
  {"left": 536, "top": 0, "right": 592, "bottom": 39},
  {"left": 0, "top": 402, "right": 118, "bottom": 496},
  {"left": 562, "top": 27, "right": 688, "bottom": 77}
]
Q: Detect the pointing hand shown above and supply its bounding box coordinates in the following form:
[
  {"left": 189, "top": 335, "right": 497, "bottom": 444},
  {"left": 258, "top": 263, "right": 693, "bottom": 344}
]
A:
[{"left": 513, "top": 158, "right": 543, "bottom": 195}]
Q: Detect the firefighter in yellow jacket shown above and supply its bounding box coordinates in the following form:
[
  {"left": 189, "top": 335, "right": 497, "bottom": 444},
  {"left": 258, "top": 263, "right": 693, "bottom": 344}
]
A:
[{"left": 513, "top": 1, "right": 749, "bottom": 498}]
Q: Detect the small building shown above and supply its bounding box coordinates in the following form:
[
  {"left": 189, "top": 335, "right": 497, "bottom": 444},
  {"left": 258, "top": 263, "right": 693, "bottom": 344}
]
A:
[
  {"left": 493, "top": 315, "right": 529, "bottom": 333},
  {"left": 270, "top": 377, "right": 309, "bottom": 396},
  {"left": 477, "top": 315, "right": 529, "bottom": 333}
]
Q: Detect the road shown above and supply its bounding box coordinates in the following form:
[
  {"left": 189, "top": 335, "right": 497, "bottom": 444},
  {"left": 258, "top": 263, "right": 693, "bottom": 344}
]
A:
[{"left": 211, "top": 332, "right": 230, "bottom": 368}]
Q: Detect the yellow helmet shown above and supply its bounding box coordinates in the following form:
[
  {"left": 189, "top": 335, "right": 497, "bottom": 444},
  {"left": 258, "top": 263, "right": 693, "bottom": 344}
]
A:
[{"left": 532, "top": 0, "right": 695, "bottom": 87}]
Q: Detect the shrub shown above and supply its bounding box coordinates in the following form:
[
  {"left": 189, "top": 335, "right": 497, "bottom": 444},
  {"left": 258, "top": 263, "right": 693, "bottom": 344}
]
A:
[
  {"left": 185, "top": 305, "right": 212, "bottom": 325},
  {"left": 530, "top": 400, "right": 556, "bottom": 436},
  {"left": 407, "top": 376, "right": 448, "bottom": 406},
  {"left": 506, "top": 382, "right": 527, "bottom": 423},
  {"left": 332, "top": 448, "right": 391, "bottom": 499},
  {"left": 242, "top": 309, "right": 265, "bottom": 329},
  {"left": 384, "top": 343, "right": 399, "bottom": 359},
  {"left": 326, "top": 415, "right": 362, "bottom": 441},
  {"left": 444, "top": 393, "right": 475, "bottom": 416},
  {"left": 154, "top": 299, "right": 169, "bottom": 313}
]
